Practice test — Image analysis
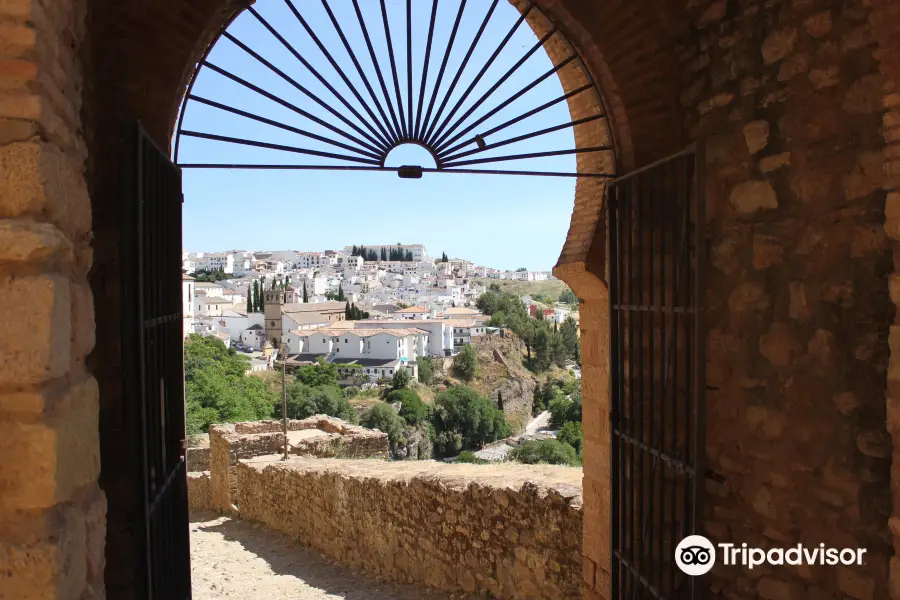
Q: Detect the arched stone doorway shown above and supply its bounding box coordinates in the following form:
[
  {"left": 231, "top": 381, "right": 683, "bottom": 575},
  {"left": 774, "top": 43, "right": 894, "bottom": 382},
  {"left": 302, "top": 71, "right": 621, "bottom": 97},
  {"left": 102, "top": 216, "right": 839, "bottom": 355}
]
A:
[{"left": 3, "top": 0, "right": 900, "bottom": 599}]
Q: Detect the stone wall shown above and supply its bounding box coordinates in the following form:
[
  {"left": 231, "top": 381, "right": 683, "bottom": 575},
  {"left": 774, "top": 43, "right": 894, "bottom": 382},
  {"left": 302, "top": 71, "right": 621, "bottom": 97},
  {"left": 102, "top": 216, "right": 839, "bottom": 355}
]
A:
[
  {"left": 679, "top": 1, "right": 893, "bottom": 598},
  {"left": 187, "top": 472, "right": 212, "bottom": 511},
  {"left": 0, "top": 0, "right": 106, "bottom": 597},
  {"left": 208, "top": 416, "right": 389, "bottom": 512},
  {"left": 237, "top": 458, "right": 583, "bottom": 600}
]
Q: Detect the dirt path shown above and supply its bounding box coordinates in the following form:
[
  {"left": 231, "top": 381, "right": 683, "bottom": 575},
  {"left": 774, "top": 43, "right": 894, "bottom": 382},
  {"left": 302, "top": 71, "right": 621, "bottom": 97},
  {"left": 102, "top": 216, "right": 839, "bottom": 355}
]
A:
[{"left": 190, "top": 511, "right": 478, "bottom": 600}]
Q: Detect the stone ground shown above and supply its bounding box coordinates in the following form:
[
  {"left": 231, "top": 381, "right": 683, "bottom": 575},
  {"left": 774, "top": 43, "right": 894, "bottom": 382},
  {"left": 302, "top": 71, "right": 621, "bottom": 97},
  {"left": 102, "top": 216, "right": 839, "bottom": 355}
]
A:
[{"left": 190, "top": 510, "right": 479, "bottom": 600}]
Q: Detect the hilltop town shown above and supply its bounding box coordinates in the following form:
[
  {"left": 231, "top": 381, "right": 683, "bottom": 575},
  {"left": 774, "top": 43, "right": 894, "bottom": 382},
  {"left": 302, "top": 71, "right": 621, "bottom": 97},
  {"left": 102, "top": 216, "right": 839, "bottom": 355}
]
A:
[{"left": 181, "top": 243, "right": 576, "bottom": 377}]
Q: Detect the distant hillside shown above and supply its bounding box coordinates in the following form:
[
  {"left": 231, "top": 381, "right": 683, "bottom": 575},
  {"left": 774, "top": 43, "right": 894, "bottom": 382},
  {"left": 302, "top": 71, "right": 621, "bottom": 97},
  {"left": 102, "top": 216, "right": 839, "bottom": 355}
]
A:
[{"left": 471, "top": 277, "right": 571, "bottom": 301}]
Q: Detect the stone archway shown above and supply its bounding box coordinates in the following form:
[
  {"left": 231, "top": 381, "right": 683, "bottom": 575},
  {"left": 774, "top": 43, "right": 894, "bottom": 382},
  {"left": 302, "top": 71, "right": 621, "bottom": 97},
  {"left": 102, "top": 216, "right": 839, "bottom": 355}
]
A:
[{"left": 7, "top": 0, "right": 900, "bottom": 599}]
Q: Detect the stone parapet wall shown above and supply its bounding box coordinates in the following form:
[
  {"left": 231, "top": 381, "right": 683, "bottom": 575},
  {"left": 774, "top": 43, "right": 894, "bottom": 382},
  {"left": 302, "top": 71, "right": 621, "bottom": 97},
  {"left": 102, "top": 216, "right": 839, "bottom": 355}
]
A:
[
  {"left": 237, "top": 458, "right": 583, "bottom": 600},
  {"left": 188, "top": 472, "right": 212, "bottom": 511},
  {"left": 207, "top": 417, "right": 389, "bottom": 511}
]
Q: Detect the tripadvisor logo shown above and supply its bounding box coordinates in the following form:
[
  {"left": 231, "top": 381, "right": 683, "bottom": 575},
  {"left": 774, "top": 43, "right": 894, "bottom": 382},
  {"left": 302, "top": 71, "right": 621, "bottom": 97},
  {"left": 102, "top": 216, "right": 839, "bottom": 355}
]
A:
[{"left": 675, "top": 535, "right": 868, "bottom": 576}]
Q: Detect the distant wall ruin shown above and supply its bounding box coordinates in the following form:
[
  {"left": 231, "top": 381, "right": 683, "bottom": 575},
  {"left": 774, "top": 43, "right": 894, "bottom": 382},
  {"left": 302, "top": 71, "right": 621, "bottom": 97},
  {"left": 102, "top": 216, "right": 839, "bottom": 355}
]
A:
[{"left": 206, "top": 416, "right": 389, "bottom": 512}]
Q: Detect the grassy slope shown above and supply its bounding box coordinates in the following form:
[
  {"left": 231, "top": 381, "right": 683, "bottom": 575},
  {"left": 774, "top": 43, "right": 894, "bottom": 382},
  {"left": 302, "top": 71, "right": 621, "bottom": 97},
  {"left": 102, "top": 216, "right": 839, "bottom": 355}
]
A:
[{"left": 471, "top": 277, "right": 570, "bottom": 300}]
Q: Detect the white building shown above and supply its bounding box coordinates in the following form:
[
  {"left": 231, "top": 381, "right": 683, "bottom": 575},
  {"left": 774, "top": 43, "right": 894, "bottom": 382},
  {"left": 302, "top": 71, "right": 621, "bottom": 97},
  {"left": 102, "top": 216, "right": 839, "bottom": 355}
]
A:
[
  {"left": 197, "top": 253, "right": 234, "bottom": 274},
  {"left": 193, "top": 281, "right": 225, "bottom": 297},
  {"left": 342, "top": 244, "right": 427, "bottom": 262},
  {"left": 194, "top": 297, "right": 230, "bottom": 317},
  {"left": 291, "top": 327, "right": 425, "bottom": 381},
  {"left": 182, "top": 274, "right": 195, "bottom": 338},
  {"left": 394, "top": 305, "right": 431, "bottom": 320}
]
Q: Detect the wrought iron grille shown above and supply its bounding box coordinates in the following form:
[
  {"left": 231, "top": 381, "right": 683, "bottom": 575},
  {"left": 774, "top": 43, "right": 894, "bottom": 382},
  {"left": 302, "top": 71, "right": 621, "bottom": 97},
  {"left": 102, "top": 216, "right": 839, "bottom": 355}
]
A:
[
  {"left": 123, "top": 122, "right": 192, "bottom": 600},
  {"left": 608, "top": 147, "right": 705, "bottom": 600},
  {"left": 173, "top": 0, "right": 615, "bottom": 178}
]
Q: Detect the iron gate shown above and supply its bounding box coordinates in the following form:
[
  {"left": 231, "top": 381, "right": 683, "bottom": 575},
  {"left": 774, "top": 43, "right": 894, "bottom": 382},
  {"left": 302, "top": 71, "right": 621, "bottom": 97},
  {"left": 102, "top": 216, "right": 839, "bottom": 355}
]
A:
[
  {"left": 123, "top": 122, "right": 192, "bottom": 600},
  {"left": 608, "top": 146, "right": 705, "bottom": 599}
]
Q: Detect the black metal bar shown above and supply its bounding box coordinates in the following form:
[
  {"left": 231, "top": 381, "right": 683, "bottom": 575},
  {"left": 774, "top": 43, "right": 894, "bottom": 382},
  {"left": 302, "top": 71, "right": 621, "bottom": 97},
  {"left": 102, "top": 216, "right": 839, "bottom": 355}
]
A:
[
  {"left": 250, "top": 5, "right": 395, "bottom": 150},
  {"left": 350, "top": 0, "right": 404, "bottom": 142},
  {"left": 609, "top": 177, "right": 622, "bottom": 600},
  {"left": 626, "top": 175, "right": 636, "bottom": 599},
  {"left": 425, "top": 4, "right": 532, "bottom": 148},
  {"left": 419, "top": 0, "right": 467, "bottom": 147},
  {"left": 422, "top": 0, "right": 499, "bottom": 143},
  {"left": 693, "top": 144, "right": 707, "bottom": 600},
  {"left": 200, "top": 61, "right": 382, "bottom": 156},
  {"left": 414, "top": 0, "right": 439, "bottom": 140},
  {"left": 437, "top": 56, "right": 580, "bottom": 154},
  {"left": 430, "top": 21, "right": 558, "bottom": 150},
  {"left": 186, "top": 95, "right": 382, "bottom": 160},
  {"left": 179, "top": 131, "right": 382, "bottom": 165},
  {"left": 646, "top": 163, "right": 658, "bottom": 596},
  {"left": 635, "top": 166, "right": 646, "bottom": 600},
  {"left": 174, "top": 10, "right": 242, "bottom": 164},
  {"left": 178, "top": 163, "right": 614, "bottom": 178},
  {"left": 221, "top": 32, "right": 390, "bottom": 154},
  {"left": 281, "top": 0, "right": 397, "bottom": 153},
  {"left": 406, "top": 0, "right": 413, "bottom": 137},
  {"left": 442, "top": 145, "right": 611, "bottom": 168},
  {"left": 441, "top": 114, "right": 603, "bottom": 163},
  {"left": 612, "top": 304, "right": 695, "bottom": 313},
  {"left": 316, "top": 0, "right": 399, "bottom": 145},
  {"left": 439, "top": 81, "right": 590, "bottom": 157},
  {"left": 379, "top": 0, "right": 408, "bottom": 139},
  {"left": 614, "top": 552, "right": 667, "bottom": 600}
]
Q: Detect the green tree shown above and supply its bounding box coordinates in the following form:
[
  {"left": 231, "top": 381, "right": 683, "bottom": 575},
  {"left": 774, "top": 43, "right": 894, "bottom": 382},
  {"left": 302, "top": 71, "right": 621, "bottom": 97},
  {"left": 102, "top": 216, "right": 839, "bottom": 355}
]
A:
[
  {"left": 431, "top": 385, "right": 511, "bottom": 457},
  {"left": 509, "top": 439, "right": 579, "bottom": 466},
  {"left": 533, "top": 328, "right": 552, "bottom": 371},
  {"left": 337, "top": 284, "right": 345, "bottom": 301},
  {"left": 455, "top": 451, "right": 488, "bottom": 464},
  {"left": 260, "top": 285, "right": 266, "bottom": 311},
  {"left": 559, "top": 288, "right": 576, "bottom": 304},
  {"left": 246, "top": 289, "right": 253, "bottom": 314},
  {"left": 294, "top": 358, "right": 340, "bottom": 388},
  {"left": 361, "top": 402, "right": 405, "bottom": 448},
  {"left": 345, "top": 302, "right": 351, "bottom": 320},
  {"left": 390, "top": 368, "right": 411, "bottom": 390},
  {"left": 441, "top": 252, "right": 448, "bottom": 262},
  {"left": 386, "top": 389, "right": 431, "bottom": 426},
  {"left": 452, "top": 344, "right": 477, "bottom": 381},
  {"left": 302, "top": 281, "right": 308, "bottom": 303},
  {"left": 184, "top": 335, "right": 277, "bottom": 435},
  {"left": 417, "top": 356, "right": 433, "bottom": 384},
  {"left": 557, "top": 421, "right": 583, "bottom": 455},
  {"left": 380, "top": 247, "right": 387, "bottom": 261},
  {"left": 277, "top": 382, "right": 357, "bottom": 423},
  {"left": 560, "top": 317, "right": 579, "bottom": 359}
]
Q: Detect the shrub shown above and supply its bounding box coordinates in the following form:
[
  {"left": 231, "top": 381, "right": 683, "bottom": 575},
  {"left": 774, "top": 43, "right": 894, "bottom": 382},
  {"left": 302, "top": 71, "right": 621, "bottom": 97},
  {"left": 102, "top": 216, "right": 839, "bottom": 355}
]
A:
[
  {"left": 455, "top": 451, "right": 488, "bottom": 464},
  {"left": 277, "top": 382, "right": 357, "bottom": 423},
  {"left": 431, "top": 385, "right": 511, "bottom": 457},
  {"left": 391, "top": 368, "right": 411, "bottom": 390},
  {"left": 452, "top": 344, "right": 477, "bottom": 381},
  {"left": 417, "top": 356, "right": 434, "bottom": 384},
  {"left": 342, "top": 386, "right": 360, "bottom": 399},
  {"left": 557, "top": 421, "right": 583, "bottom": 454},
  {"left": 386, "top": 389, "right": 431, "bottom": 426},
  {"left": 361, "top": 402, "right": 405, "bottom": 448},
  {"left": 509, "top": 439, "right": 579, "bottom": 466}
]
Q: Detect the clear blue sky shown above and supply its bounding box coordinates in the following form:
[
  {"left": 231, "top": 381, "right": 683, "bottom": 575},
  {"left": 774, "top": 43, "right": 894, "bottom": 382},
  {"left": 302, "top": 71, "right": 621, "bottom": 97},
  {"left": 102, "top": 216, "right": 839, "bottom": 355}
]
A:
[{"left": 177, "top": 0, "right": 580, "bottom": 271}]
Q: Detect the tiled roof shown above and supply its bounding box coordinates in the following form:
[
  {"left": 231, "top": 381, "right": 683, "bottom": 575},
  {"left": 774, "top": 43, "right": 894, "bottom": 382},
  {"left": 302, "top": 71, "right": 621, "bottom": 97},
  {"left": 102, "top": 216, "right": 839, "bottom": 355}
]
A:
[{"left": 395, "top": 305, "right": 429, "bottom": 313}]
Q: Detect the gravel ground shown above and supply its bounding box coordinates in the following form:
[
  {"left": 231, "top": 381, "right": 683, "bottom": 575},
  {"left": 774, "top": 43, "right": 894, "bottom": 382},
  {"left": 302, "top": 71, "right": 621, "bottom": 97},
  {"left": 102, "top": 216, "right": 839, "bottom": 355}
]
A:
[{"left": 190, "top": 511, "right": 479, "bottom": 600}]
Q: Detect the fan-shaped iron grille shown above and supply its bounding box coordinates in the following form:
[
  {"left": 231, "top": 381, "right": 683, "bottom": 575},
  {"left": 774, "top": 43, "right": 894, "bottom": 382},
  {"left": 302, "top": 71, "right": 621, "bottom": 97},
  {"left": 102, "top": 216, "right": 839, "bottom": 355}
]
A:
[{"left": 174, "top": 0, "right": 615, "bottom": 178}]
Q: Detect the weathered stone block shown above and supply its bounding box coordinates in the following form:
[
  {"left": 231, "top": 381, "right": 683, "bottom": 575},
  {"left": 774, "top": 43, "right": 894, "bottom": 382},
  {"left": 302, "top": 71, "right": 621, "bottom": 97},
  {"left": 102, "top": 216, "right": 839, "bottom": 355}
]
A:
[
  {"left": 0, "top": 377, "right": 99, "bottom": 510},
  {"left": 0, "top": 219, "right": 73, "bottom": 265},
  {"left": 728, "top": 281, "right": 770, "bottom": 312},
  {"left": 0, "top": 139, "right": 90, "bottom": 238},
  {"left": 844, "top": 75, "right": 886, "bottom": 114},
  {"left": 759, "top": 323, "right": 802, "bottom": 367},
  {"left": 0, "top": 275, "right": 71, "bottom": 386},
  {"left": 804, "top": 10, "right": 832, "bottom": 37},
  {"left": 743, "top": 121, "right": 770, "bottom": 154},
  {"left": 730, "top": 180, "right": 778, "bottom": 213},
  {"left": 762, "top": 28, "right": 797, "bottom": 64}
]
